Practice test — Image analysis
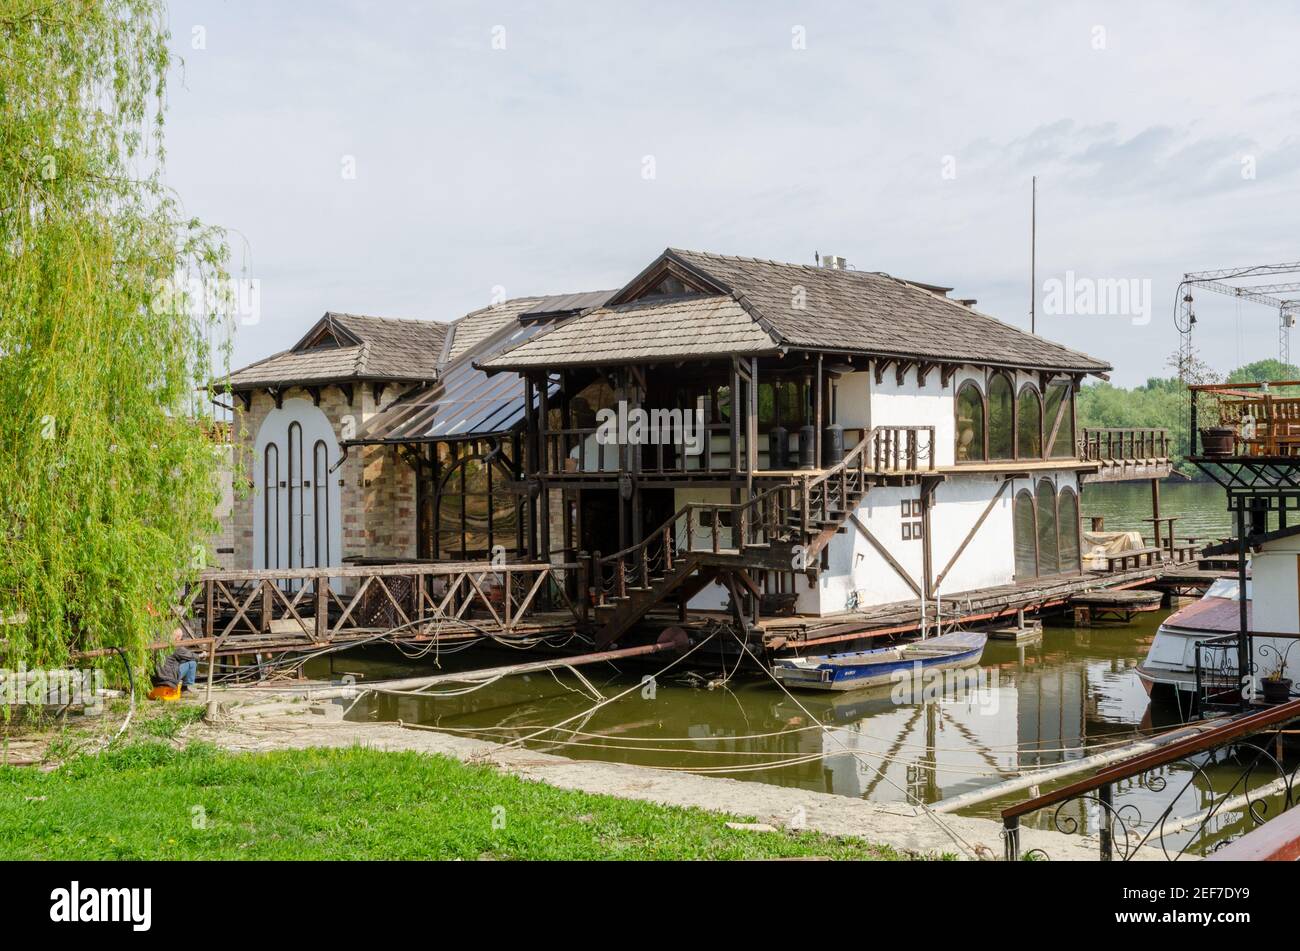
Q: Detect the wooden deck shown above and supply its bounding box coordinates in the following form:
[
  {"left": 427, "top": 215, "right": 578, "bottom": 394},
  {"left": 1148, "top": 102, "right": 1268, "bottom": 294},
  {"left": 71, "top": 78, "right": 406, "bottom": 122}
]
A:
[{"left": 754, "top": 565, "right": 1170, "bottom": 651}]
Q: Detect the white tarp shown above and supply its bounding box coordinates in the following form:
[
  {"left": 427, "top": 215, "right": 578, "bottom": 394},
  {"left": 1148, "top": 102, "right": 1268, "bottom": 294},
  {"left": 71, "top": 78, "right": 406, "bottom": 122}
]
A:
[{"left": 1081, "top": 530, "right": 1145, "bottom": 570}]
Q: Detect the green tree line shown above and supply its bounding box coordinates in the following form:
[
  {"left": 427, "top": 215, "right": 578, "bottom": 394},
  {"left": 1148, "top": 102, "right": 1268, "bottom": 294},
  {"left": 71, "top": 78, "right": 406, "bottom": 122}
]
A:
[{"left": 1077, "top": 358, "right": 1300, "bottom": 476}]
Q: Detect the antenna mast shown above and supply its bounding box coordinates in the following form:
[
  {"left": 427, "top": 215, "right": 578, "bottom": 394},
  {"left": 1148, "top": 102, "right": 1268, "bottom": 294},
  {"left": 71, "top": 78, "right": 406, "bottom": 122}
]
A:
[{"left": 1030, "top": 176, "right": 1036, "bottom": 335}]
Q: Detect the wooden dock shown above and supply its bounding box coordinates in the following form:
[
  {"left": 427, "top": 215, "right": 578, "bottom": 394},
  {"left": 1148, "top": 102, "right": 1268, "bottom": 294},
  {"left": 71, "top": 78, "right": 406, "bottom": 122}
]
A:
[
  {"left": 755, "top": 564, "right": 1170, "bottom": 651},
  {"left": 1069, "top": 589, "right": 1164, "bottom": 624}
]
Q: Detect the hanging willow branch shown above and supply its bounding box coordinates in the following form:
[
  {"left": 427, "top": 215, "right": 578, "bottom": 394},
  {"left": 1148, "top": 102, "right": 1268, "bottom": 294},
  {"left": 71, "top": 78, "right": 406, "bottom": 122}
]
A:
[{"left": 0, "top": 0, "right": 234, "bottom": 677}]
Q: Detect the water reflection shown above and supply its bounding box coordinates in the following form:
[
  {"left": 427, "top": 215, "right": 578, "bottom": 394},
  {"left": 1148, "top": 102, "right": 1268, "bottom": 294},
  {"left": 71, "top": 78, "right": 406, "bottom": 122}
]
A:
[{"left": 334, "top": 612, "right": 1167, "bottom": 812}]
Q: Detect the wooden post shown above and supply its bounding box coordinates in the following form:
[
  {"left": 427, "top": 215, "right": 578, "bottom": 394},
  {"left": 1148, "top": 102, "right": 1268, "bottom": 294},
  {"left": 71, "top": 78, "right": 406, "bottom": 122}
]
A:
[
  {"left": 315, "top": 577, "right": 328, "bottom": 641},
  {"left": 260, "top": 580, "right": 272, "bottom": 634},
  {"left": 814, "top": 353, "right": 823, "bottom": 468},
  {"left": 577, "top": 552, "right": 589, "bottom": 623},
  {"left": 730, "top": 360, "right": 741, "bottom": 474},
  {"left": 1150, "top": 477, "right": 1162, "bottom": 550},
  {"left": 747, "top": 357, "right": 758, "bottom": 496}
]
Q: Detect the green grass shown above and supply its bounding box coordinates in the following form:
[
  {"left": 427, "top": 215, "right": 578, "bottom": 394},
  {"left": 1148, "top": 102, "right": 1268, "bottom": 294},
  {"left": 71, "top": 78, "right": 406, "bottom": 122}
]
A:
[{"left": 0, "top": 742, "right": 905, "bottom": 860}]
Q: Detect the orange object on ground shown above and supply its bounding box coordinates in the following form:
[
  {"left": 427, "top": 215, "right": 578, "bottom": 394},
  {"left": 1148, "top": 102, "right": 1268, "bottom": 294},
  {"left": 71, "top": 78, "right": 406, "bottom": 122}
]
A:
[{"left": 148, "top": 684, "right": 181, "bottom": 702}]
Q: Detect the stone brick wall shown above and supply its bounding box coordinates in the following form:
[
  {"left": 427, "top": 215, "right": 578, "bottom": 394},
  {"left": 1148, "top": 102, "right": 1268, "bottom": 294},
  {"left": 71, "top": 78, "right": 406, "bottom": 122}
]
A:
[{"left": 227, "top": 383, "right": 419, "bottom": 571}]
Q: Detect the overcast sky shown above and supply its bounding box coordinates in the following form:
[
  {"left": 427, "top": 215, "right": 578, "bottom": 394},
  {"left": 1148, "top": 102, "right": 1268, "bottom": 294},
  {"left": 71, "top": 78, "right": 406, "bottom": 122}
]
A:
[{"left": 164, "top": 0, "right": 1300, "bottom": 386}]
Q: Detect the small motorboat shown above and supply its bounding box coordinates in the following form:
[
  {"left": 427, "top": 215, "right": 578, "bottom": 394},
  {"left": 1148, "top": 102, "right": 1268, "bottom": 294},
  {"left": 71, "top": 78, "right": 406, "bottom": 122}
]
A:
[{"left": 772, "top": 630, "right": 988, "bottom": 692}]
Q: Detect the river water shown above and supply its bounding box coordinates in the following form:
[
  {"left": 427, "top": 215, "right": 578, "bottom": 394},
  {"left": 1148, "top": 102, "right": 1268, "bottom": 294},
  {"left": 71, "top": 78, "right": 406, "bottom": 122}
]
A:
[{"left": 337, "top": 480, "right": 1288, "bottom": 858}]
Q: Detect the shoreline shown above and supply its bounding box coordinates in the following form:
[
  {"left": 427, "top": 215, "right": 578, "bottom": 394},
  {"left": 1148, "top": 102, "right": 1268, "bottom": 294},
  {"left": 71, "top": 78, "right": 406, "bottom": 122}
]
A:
[{"left": 201, "top": 700, "right": 1116, "bottom": 860}]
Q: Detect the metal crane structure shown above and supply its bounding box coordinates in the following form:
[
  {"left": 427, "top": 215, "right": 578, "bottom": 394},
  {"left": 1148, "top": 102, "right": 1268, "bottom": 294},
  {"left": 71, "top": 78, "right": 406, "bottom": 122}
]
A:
[{"left": 1175, "top": 262, "right": 1300, "bottom": 381}]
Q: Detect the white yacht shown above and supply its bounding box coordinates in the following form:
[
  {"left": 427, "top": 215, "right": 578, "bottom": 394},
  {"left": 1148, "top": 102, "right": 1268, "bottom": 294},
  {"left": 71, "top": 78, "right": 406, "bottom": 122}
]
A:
[{"left": 1136, "top": 577, "right": 1250, "bottom": 702}]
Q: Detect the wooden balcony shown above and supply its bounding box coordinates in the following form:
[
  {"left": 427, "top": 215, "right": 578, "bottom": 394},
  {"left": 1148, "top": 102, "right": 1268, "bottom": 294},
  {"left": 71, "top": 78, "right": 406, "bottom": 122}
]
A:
[
  {"left": 1191, "top": 381, "right": 1300, "bottom": 460},
  {"left": 1078, "top": 427, "right": 1172, "bottom": 482}
]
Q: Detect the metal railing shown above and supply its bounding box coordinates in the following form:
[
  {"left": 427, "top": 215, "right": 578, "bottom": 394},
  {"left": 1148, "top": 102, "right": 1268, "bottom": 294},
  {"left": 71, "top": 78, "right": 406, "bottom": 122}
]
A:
[{"left": 1002, "top": 699, "right": 1300, "bottom": 861}]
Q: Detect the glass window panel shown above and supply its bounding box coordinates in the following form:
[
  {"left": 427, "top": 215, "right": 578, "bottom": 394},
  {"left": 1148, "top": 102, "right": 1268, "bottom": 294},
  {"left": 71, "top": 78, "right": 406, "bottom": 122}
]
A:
[
  {"left": 1017, "top": 388, "right": 1043, "bottom": 458},
  {"left": 462, "top": 458, "right": 489, "bottom": 496},
  {"left": 1036, "top": 480, "right": 1059, "bottom": 575},
  {"left": 988, "top": 375, "right": 1013, "bottom": 460},
  {"left": 437, "top": 531, "right": 462, "bottom": 557},
  {"left": 437, "top": 494, "right": 462, "bottom": 533},
  {"left": 1045, "top": 383, "right": 1074, "bottom": 458},
  {"left": 1014, "top": 490, "right": 1037, "bottom": 580},
  {"left": 1058, "top": 488, "right": 1080, "bottom": 572},
  {"left": 956, "top": 383, "right": 985, "bottom": 462}
]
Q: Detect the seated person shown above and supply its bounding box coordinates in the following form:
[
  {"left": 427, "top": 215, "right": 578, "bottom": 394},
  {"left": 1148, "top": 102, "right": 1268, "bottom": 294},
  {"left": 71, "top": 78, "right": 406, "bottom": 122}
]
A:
[{"left": 154, "top": 645, "right": 200, "bottom": 692}]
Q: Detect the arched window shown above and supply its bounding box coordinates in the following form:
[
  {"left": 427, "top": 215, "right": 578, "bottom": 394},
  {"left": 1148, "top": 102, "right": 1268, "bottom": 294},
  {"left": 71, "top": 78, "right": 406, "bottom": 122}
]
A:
[
  {"left": 1044, "top": 381, "right": 1075, "bottom": 458},
  {"left": 313, "top": 440, "right": 332, "bottom": 568},
  {"left": 1036, "top": 479, "right": 1059, "bottom": 575},
  {"left": 1013, "top": 489, "right": 1037, "bottom": 580},
  {"left": 956, "top": 382, "right": 986, "bottom": 462},
  {"left": 1017, "top": 385, "right": 1043, "bottom": 459},
  {"left": 988, "top": 374, "right": 1014, "bottom": 460},
  {"left": 437, "top": 447, "right": 519, "bottom": 558},
  {"left": 286, "top": 421, "right": 303, "bottom": 570},
  {"left": 1058, "top": 486, "right": 1080, "bottom": 573},
  {"left": 262, "top": 443, "right": 280, "bottom": 569}
]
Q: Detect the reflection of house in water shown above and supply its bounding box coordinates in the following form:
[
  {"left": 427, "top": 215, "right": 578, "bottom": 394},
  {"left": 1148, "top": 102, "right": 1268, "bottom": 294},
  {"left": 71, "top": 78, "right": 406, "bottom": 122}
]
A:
[{"left": 763, "top": 644, "right": 1151, "bottom": 806}]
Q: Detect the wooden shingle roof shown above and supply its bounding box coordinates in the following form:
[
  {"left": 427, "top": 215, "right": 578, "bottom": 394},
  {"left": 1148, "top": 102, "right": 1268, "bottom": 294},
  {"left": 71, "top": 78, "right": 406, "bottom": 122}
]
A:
[
  {"left": 482, "top": 248, "right": 1112, "bottom": 375},
  {"left": 664, "top": 249, "right": 1111, "bottom": 373},
  {"left": 225, "top": 312, "right": 449, "bottom": 390},
  {"left": 478, "top": 295, "right": 777, "bottom": 370},
  {"left": 444, "top": 297, "right": 542, "bottom": 363}
]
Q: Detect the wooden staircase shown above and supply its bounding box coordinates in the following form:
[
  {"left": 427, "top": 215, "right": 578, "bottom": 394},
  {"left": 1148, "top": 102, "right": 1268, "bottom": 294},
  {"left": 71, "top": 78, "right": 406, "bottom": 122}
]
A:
[{"left": 589, "top": 425, "right": 934, "bottom": 647}]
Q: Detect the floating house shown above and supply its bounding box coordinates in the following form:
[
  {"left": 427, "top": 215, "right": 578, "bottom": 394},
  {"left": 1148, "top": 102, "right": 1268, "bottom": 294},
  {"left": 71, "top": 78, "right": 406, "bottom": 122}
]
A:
[{"left": 212, "top": 249, "right": 1169, "bottom": 656}]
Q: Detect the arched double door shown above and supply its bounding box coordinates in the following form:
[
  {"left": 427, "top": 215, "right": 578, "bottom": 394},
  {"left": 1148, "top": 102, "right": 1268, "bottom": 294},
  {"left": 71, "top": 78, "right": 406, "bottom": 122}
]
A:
[
  {"left": 1013, "top": 479, "right": 1080, "bottom": 580},
  {"left": 253, "top": 398, "right": 342, "bottom": 579}
]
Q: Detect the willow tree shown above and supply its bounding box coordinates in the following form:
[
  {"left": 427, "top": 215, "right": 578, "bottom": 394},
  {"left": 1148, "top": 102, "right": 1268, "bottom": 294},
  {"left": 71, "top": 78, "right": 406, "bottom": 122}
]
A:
[{"left": 0, "top": 0, "right": 232, "bottom": 674}]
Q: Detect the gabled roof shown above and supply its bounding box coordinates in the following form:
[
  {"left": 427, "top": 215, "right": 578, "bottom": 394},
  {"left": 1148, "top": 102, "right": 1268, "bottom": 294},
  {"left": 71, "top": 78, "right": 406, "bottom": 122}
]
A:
[
  {"left": 225, "top": 312, "right": 449, "bottom": 390},
  {"left": 478, "top": 294, "right": 776, "bottom": 370},
  {"left": 662, "top": 249, "right": 1111, "bottom": 373},
  {"left": 354, "top": 290, "right": 610, "bottom": 443},
  {"left": 482, "top": 248, "right": 1112, "bottom": 374},
  {"left": 352, "top": 321, "right": 552, "bottom": 444},
  {"left": 443, "top": 298, "right": 542, "bottom": 364}
]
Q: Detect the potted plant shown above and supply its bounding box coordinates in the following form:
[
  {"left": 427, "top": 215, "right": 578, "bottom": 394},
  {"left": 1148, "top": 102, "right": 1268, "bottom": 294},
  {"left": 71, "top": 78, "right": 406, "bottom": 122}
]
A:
[
  {"left": 1199, "top": 426, "right": 1236, "bottom": 457},
  {"left": 1260, "top": 643, "right": 1295, "bottom": 704}
]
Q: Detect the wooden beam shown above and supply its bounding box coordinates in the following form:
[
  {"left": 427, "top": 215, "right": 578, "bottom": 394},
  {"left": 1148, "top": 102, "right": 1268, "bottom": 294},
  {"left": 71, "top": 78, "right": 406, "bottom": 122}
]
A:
[
  {"left": 917, "top": 361, "right": 936, "bottom": 387},
  {"left": 848, "top": 512, "right": 923, "bottom": 598},
  {"left": 933, "top": 479, "right": 1011, "bottom": 590},
  {"left": 941, "top": 364, "right": 959, "bottom": 388},
  {"left": 1044, "top": 383, "right": 1069, "bottom": 455}
]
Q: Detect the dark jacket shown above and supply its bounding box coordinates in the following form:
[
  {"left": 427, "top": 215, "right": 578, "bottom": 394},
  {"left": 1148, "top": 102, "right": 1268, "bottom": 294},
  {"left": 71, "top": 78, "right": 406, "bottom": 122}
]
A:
[{"left": 155, "top": 646, "right": 199, "bottom": 687}]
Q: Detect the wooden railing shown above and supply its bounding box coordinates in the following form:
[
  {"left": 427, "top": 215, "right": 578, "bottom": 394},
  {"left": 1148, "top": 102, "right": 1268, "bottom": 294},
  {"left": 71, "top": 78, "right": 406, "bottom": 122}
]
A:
[
  {"left": 179, "top": 561, "right": 582, "bottom": 654},
  {"left": 586, "top": 424, "right": 936, "bottom": 603},
  {"left": 1078, "top": 427, "right": 1170, "bottom": 462},
  {"left": 1191, "top": 380, "right": 1300, "bottom": 458},
  {"left": 543, "top": 422, "right": 931, "bottom": 477}
]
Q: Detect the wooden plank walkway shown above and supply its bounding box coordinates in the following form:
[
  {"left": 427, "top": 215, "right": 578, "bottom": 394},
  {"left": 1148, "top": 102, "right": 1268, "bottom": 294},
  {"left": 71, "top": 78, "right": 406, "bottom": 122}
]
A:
[{"left": 756, "top": 565, "right": 1167, "bottom": 650}]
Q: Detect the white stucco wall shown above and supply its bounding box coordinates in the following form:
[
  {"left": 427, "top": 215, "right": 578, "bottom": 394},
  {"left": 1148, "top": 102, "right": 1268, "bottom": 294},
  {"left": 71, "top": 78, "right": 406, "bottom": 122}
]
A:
[
  {"left": 1253, "top": 535, "right": 1300, "bottom": 636},
  {"left": 805, "top": 469, "right": 1081, "bottom": 615}
]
